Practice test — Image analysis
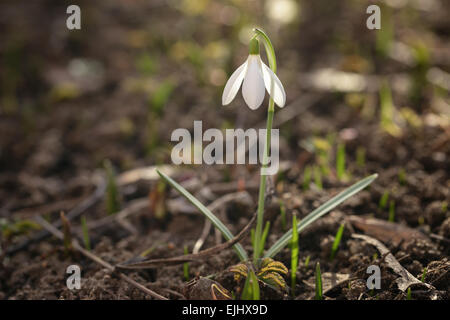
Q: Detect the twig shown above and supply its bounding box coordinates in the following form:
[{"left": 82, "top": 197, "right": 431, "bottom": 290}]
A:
[
  {"left": 352, "top": 234, "right": 436, "bottom": 293},
  {"left": 34, "top": 215, "right": 168, "bottom": 300},
  {"left": 7, "top": 176, "right": 106, "bottom": 255},
  {"left": 116, "top": 211, "right": 257, "bottom": 269},
  {"left": 193, "top": 191, "right": 252, "bottom": 254}
]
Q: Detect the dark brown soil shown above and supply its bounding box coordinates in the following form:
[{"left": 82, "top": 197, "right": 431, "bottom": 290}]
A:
[{"left": 0, "top": 0, "right": 449, "bottom": 300}]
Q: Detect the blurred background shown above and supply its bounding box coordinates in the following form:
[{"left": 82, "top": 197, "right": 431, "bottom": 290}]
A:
[{"left": 0, "top": 0, "right": 449, "bottom": 300}]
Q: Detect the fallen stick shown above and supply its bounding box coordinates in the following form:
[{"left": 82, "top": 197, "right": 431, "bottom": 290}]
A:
[
  {"left": 8, "top": 176, "right": 106, "bottom": 254},
  {"left": 34, "top": 215, "right": 168, "bottom": 300},
  {"left": 192, "top": 191, "right": 252, "bottom": 254},
  {"left": 117, "top": 211, "right": 257, "bottom": 269},
  {"left": 352, "top": 234, "right": 437, "bottom": 294}
]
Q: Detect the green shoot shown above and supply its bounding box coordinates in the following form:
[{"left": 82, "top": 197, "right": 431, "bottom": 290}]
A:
[
  {"left": 398, "top": 168, "right": 406, "bottom": 185},
  {"left": 279, "top": 200, "right": 287, "bottom": 231},
  {"left": 421, "top": 268, "right": 427, "bottom": 282},
  {"left": 304, "top": 255, "right": 310, "bottom": 268},
  {"left": 336, "top": 143, "right": 346, "bottom": 181},
  {"left": 60, "top": 212, "right": 72, "bottom": 253},
  {"left": 183, "top": 246, "right": 190, "bottom": 281},
  {"left": 265, "top": 174, "right": 378, "bottom": 258},
  {"left": 379, "top": 190, "right": 389, "bottom": 209},
  {"left": 407, "top": 287, "right": 412, "bottom": 300},
  {"left": 375, "top": 4, "right": 393, "bottom": 57},
  {"left": 372, "top": 252, "right": 378, "bottom": 261},
  {"left": 313, "top": 165, "right": 323, "bottom": 190},
  {"left": 104, "top": 159, "right": 120, "bottom": 215},
  {"left": 302, "top": 165, "right": 311, "bottom": 191},
  {"left": 136, "top": 53, "right": 157, "bottom": 76},
  {"left": 259, "top": 222, "right": 270, "bottom": 256},
  {"left": 156, "top": 169, "right": 248, "bottom": 261},
  {"left": 242, "top": 269, "right": 260, "bottom": 300},
  {"left": 330, "top": 223, "right": 345, "bottom": 261},
  {"left": 388, "top": 200, "right": 395, "bottom": 222},
  {"left": 356, "top": 147, "right": 366, "bottom": 168},
  {"left": 315, "top": 262, "right": 323, "bottom": 300},
  {"left": 379, "top": 80, "right": 401, "bottom": 137},
  {"left": 442, "top": 201, "right": 448, "bottom": 213},
  {"left": 290, "top": 215, "right": 299, "bottom": 295},
  {"left": 81, "top": 215, "right": 90, "bottom": 251},
  {"left": 418, "top": 216, "right": 425, "bottom": 225},
  {"left": 150, "top": 79, "right": 174, "bottom": 116}
]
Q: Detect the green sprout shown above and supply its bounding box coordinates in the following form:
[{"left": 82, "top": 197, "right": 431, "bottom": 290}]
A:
[
  {"left": 375, "top": 4, "right": 393, "bottom": 57},
  {"left": 379, "top": 190, "right": 389, "bottom": 209},
  {"left": 304, "top": 255, "right": 311, "bottom": 268},
  {"left": 183, "top": 246, "right": 190, "bottom": 281},
  {"left": 259, "top": 222, "right": 271, "bottom": 257},
  {"left": 313, "top": 165, "right": 323, "bottom": 190},
  {"left": 104, "top": 159, "right": 120, "bottom": 215},
  {"left": 356, "top": 147, "right": 366, "bottom": 168},
  {"left": 242, "top": 269, "right": 260, "bottom": 300},
  {"left": 398, "top": 168, "right": 406, "bottom": 185},
  {"left": 302, "top": 165, "right": 312, "bottom": 191},
  {"left": 421, "top": 268, "right": 427, "bottom": 282},
  {"left": 379, "top": 80, "right": 401, "bottom": 137},
  {"left": 315, "top": 262, "right": 323, "bottom": 300},
  {"left": 336, "top": 143, "right": 346, "bottom": 181},
  {"left": 290, "top": 214, "right": 299, "bottom": 295},
  {"left": 407, "top": 287, "right": 412, "bottom": 300},
  {"left": 388, "top": 200, "right": 396, "bottom": 222},
  {"left": 81, "top": 215, "right": 91, "bottom": 251},
  {"left": 330, "top": 223, "right": 345, "bottom": 261}
]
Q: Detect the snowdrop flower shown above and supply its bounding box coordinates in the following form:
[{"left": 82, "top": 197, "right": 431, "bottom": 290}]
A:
[{"left": 222, "top": 38, "right": 286, "bottom": 110}]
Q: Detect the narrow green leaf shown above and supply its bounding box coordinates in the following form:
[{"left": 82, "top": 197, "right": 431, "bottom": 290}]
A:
[
  {"left": 81, "top": 215, "right": 91, "bottom": 251},
  {"left": 183, "top": 246, "right": 190, "bottom": 281},
  {"left": 315, "top": 262, "right": 323, "bottom": 300},
  {"left": 291, "top": 215, "right": 299, "bottom": 295},
  {"left": 156, "top": 169, "right": 248, "bottom": 261},
  {"left": 241, "top": 269, "right": 259, "bottom": 300},
  {"left": 250, "top": 270, "right": 260, "bottom": 300},
  {"left": 259, "top": 221, "right": 270, "bottom": 256},
  {"left": 336, "top": 143, "right": 346, "bottom": 180},
  {"left": 330, "top": 223, "right": 345, "bottom": 260},
  {"left": 265, "top": 174, "right": 377, "bottom": 258}
]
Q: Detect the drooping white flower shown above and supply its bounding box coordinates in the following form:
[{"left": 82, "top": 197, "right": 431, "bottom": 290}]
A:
[{"left": 222, "top": 38, "right": 286, "bottom": 110}]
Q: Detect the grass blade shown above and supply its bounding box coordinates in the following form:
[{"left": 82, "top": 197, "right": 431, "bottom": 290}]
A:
[
  {"left": 315, "top": 262, "right": 323, "bottom": 300},
  {"left": 241, "top": 269, "right": 260, "bottom": 300},
  {"left": 265, "top": 174, "right": 378, "bottom": 258},
  {"left": 330, "top": 223, "right": 345, "bottom": 260},
  {"left": 291, "top": 215, "right": 299, "bottom": 295},
  {"left": 183, "top": 245, "right": 190, "bottom": 281},
  {"left": 156, "top": 169, "right": 248, "bottom": 261},
  {"left": 259, "top": 221, "right": 270, "bottom": 256},
  {"left": 81, "top": 215, "right": 91, "bottom": 251}
]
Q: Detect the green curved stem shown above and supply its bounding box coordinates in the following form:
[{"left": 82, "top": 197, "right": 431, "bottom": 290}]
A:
[{"left": 252, "top": 28, "right": 277, "bottom": 265}]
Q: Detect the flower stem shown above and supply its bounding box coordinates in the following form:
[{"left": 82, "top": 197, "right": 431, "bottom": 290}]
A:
[{"left": 252, "top": 28, "right": 277, "bottom": 266}]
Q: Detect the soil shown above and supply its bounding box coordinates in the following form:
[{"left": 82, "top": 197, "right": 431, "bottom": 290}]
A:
[{"left": 0, "top": 0, "right": 449, "bottom": 300}]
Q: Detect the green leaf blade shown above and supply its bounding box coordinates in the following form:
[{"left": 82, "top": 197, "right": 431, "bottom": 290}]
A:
[
  {"left": 156, "top": 169, "right": 248, "bottom": 261},
  {"left": 265, "top": 174, "right": 378, "bottom": 258}
]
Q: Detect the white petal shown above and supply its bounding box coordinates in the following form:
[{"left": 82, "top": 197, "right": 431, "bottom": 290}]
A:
[
  {"left": 242, "top": 55, "right": 266, "bottom": 110},
  {"left": 222, "top": 60, "right": 248, "bottom": 105},
  {"left": 261, "top": 61, "right": 286, "bottom": 107}
]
